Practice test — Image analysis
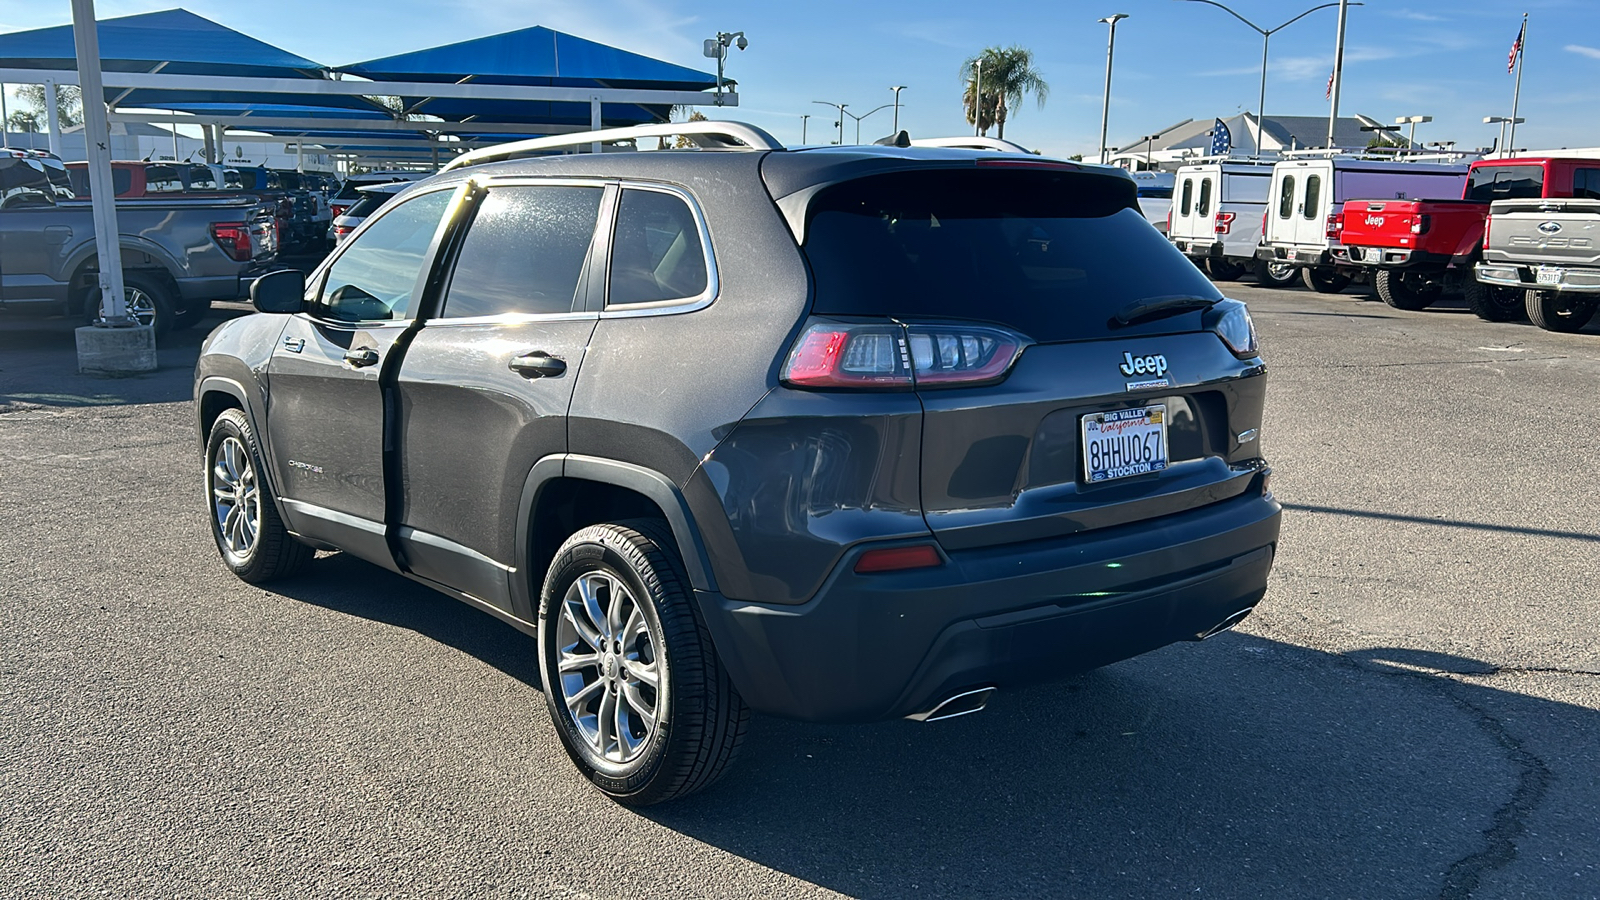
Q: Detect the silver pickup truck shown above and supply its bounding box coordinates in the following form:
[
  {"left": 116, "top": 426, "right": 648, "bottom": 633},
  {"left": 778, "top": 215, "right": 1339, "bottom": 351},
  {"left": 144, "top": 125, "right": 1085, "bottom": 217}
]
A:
[
  {"left": 1, "top": 152, "right": 279, "bottom": 335},
  {"left": 1475, "top": 196, "right": 1600, "bottom": 332}
]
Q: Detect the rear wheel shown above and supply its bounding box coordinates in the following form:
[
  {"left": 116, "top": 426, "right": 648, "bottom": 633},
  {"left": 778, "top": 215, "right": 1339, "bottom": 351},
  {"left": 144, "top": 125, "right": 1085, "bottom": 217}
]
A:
[
  {"left": 1525, "top": 290, "right": 1598, "bottom": 333},
  {"left": 1255, "top": 259, "right": 1300, "bottom": 287},
  {"left": 1462, "top": 280, "right": 1525, "bottom": 322},
  {"left": 1375, "top": 269, "right": 1441, "bottom": 311},
  {"left": 538, "top": 520, "right": 748, "bottom": 806},
  {"left": 1205, "top": 258, "right": 1247, "bottom": 281},
  {"left": 122, "top": 272, "right": 177, "bottom": 337},
  {"left": 1301, "top": 266, "right": 1353, "bottom": 294}
]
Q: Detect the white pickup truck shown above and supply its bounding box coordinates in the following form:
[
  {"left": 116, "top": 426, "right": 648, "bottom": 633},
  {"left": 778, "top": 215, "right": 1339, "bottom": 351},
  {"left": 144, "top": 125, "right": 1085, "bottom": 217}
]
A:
[{"left": 1167, "top": 160, "right": 1291, "bottom": 284}]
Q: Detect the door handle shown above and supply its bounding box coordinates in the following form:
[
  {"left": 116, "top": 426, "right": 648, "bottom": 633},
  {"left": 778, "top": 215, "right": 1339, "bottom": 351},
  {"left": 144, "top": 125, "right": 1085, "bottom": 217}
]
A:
[
  {"left": 509, "top": 352, "right": 566, "bottom": 379},
  {"left": 282, "top": 335, "right": 305, "bottom": 353},
  {"left": 343, "top": 347, "right": 380, "bottom": 368}
]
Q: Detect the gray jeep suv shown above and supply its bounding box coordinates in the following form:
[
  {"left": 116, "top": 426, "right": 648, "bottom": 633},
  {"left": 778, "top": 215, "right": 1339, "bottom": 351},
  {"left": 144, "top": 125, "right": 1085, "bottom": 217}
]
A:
[{"left": 195, "top": 122, "right": 1281, "bottom": 805}]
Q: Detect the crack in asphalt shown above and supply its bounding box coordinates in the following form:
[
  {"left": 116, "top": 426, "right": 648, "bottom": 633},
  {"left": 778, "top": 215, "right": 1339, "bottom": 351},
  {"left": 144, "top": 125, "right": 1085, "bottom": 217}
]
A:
[
  {"left": 1460, "top": 666, "right": 1600, "bottom": 679},
  {"left": 1275, "top": 355, "right": 1568, "bottom": 370}
]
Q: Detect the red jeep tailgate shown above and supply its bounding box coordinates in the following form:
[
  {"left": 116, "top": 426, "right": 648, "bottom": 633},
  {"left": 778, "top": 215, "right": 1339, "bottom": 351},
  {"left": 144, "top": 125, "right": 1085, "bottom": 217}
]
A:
[{"left": 1341, "top": 198, "right": 1489, "bottom": 257}]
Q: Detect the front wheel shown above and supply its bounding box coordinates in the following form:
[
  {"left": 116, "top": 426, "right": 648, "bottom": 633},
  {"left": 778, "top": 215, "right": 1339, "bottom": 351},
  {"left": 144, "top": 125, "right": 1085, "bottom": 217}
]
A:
[
  {"left": 1205, "top": 258, "right": 1247, "bottom": 281},
  {"left": 1462, "top": 280, "right": 1525, "bottom": 322},
  {"left": 1256, "top": 259, "right": 1300, "bottom": 287},
  {"left": 1375, "top": 269, "right": 1441, "bottom": 311},
  {"left": 205, "top": 408, "right": 313, "bottom": 582},
  {"left": 539, "top": 521, "right": 749, "bottom": 806},
  {"left": 1302, "top": 266, "right": 1353, "bottom": 294},
  {"left": 1525, "top": 290, "right": 1598, "bottom": 333}
]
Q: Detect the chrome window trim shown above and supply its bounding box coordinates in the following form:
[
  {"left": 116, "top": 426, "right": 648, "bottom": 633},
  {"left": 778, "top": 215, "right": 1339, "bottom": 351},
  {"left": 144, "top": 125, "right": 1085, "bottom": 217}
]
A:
[
  {"left": 600, "top": 181, "right": 720, "bottom": 319},
  {"left": 418, "top": 310, "right": 600, "bottom": 328}
]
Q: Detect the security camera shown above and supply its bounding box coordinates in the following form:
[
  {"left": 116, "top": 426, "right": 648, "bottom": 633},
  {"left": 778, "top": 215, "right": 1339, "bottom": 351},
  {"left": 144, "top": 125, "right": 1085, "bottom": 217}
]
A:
[{"left": 735, "top": 35, "right": 748, "bottom": 50}]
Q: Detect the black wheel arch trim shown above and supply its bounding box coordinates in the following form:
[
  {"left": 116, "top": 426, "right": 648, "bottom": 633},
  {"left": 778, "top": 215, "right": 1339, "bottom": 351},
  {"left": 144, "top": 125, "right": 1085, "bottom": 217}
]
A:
[
  {"left": 513, "top": 454, "right": 719, "bottom": 620},
  {"left": 196, "top": 374, "right": 293, "bottom": 532}
]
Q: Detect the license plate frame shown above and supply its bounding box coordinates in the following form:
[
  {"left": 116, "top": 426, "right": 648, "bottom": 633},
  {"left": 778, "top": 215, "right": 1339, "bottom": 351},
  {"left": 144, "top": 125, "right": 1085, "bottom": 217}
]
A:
[
  {"left": 1082, "top": 405, "right": 1169, "bottom": 484},
  {"left": 1536, "top": 265, "right": 1565, "bottom": 286}
]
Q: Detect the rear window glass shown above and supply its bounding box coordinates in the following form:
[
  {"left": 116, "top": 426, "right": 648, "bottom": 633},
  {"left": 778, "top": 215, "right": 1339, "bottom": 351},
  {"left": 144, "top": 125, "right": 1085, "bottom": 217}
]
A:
[
  {"left": 347, "top": 191, "right": 396, "bottom": 219},
  {"left": 608, "top": 188, "right": 710, "bottom": 307},
  {"left": 1198, "top": 178, "right": 1213, "bottom": 217},
  {"left": 1303, "top": 175, "right": 1321, "bottom": 219},
  {"left": 1466, "top": 165, "right": 1543, "bottom": 202},
  {"left": 1179, "top": 179, "right": 1193, "bottom": 216},
  {"left": 802, "top": 169, "right": 1220, "bottom": 342},
  {"left": 1572, "top": 168, "right": 1600, "bottom": 200},
  {"left": 146, "top": 165, "right": 183, "bottom": 193},
  {"left": 1278, "top": 176, "right": 1295, "bottom": 219}
]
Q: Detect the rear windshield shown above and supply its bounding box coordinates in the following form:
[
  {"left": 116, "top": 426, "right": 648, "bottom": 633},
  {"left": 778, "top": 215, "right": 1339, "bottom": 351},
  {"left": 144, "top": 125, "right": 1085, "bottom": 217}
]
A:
[
  {"left": 1466, "top": 165, "right": 1543, "bottom": 202},
  {"left": 802, "top": 168, "right": 1219, "bottom": 342},
  {"left": 346, "top": 191, "right": 396, "bottom": 219}
]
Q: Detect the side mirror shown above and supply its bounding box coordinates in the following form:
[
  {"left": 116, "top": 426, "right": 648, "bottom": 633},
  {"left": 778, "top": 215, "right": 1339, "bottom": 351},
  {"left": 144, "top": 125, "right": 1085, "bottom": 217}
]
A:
[{"left": 251, "top": 269, "right": 306, "bottom": 314}]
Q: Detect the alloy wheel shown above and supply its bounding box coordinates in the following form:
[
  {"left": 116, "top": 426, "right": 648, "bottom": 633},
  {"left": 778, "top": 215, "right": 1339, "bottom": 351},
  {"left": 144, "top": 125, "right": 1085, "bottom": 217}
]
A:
[
  {"left": 211, "top": 436, "right": 260, "bottom": 558},
  {"left": 125, "top": 285, "right": 156, "bottom": 328},
  {"left": 556, "top": 571, "right": 663, "bottom": 764}
]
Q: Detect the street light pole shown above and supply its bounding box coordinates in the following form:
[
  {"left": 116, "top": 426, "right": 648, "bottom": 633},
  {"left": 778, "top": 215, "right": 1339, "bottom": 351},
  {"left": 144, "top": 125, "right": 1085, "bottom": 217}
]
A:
[
  {"left": 1326, "top": 0, "right": 1349, "bottom": 147},
  {"left": 1396, "top": 115, "right": 1432, "bottom": 149},
  {"left": 890, "top": 85, "right": 907, "bottom": 134},
  {"left": 1175, "top": 1, "right": 1357, "bottom": 155},
  {"left": 844, "top": 104, "right": 895, "bottom": 144},
  {"left": 800, "top": 113, "right": 810, "bottom": 144},
  {"left": 812, "top": 100, "right": 847, "bottom": 145},
  {"left": 1097, "top": 14, "right": 1128, "bottom": 165}
]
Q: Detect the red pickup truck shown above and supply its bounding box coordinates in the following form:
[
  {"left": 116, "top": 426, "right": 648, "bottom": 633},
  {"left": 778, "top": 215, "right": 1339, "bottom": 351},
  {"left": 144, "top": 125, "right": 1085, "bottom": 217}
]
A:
[{"left": 1338, "top": 157, "right": 1600, "bottom": 319}]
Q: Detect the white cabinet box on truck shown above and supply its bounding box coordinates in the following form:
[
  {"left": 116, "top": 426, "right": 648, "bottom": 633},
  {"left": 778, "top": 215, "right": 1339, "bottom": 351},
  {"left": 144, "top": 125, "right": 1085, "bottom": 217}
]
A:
[
  {"left": 1167, "top": 160, "right": 1288, "bottom": 284},
  {"left": 1258, "top": 156, "right": 1469, "bottom": 293}
]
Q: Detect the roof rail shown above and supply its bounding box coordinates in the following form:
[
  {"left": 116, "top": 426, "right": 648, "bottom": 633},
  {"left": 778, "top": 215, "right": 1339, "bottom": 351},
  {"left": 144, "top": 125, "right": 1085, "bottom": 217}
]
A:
[{"left": 441, "top": 120, "right": 784, "bottom": 172}]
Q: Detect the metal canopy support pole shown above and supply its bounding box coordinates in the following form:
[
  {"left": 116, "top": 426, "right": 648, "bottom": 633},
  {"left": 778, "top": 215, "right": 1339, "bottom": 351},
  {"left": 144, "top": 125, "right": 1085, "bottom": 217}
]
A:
[
  {"left": 590, "top": 96, "right": 602, "bottom": 154},
  {"left": 1508, "top": 13, "right": 1527, "bottom": 158},
  {"left": 44, "top": 78, "right": 63, "bottom": 156},
  {"left": 296, "top": 139, "right": 303, "bottom": 172},
  {"left": 1326, "top": 0, "right": 1349, "bottom": 148},
  {"left": 1, "top": 83, "right": 8, "bottom": 143}
]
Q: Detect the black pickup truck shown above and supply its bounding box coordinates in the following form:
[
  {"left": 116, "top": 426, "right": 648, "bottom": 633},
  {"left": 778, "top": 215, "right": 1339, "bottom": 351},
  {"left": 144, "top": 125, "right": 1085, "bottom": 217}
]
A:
[{"left": 1, "top": 152, "right": 279, "bottom": 334}]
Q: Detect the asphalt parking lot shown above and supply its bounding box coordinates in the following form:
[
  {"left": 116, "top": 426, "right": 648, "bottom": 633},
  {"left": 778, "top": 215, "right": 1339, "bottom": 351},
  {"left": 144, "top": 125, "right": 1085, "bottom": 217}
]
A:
[{"left": 2, "top": 283, "right": 1597, "bottom": 899}]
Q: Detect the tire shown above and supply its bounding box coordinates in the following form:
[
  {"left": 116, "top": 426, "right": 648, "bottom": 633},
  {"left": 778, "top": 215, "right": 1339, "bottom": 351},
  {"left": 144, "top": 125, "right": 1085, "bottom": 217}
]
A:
[
  {"left": 1205, "top": 258, "right": 1247, "bottom": 281},
  {"left": 1462, "top": 280, "right": 1525, "bottom": 322},
  {"left": 1301, "top": 266, "right": 1353, "bottom": 294},
  {"left": 1525, "top": 289, "right": 1598, "bottom": 333},
  {"left": 205, "top": 408, "right": 313, "bottom": 583},
  {"left": 118, "top": 272, "right": 177, "bottom": 337},
  {"left": 538, "top": 520, "right": 748, "bottom": 806},
  {"left": 1375, "top": 269, "right": 1441, "bottom": 311},
  {"left": 171, "top": 301, "right": 210, "bottom": 331},
  {"left": 1255, "top": 259, "right": 1300, "bottom": 287}
]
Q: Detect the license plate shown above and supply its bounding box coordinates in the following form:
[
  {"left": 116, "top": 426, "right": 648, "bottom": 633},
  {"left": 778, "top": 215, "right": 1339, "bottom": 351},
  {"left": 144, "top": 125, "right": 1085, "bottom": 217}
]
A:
[
  {"left": 1082, "top": 405, "right": 1169, "bottom": 483},
  {"left": 1536, "top": 265, "right": 1564, "bottom": 286}
]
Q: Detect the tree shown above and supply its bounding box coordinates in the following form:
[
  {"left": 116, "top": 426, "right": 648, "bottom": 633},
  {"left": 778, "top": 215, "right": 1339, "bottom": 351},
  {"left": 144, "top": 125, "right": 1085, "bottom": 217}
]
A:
[
  {"left": 673, "top": 111, "right": 709, "bottom": 149},
  {"left": 1366, "top": 135, "right": 1403, "bottom": 150},
  {"left": 960, "top": 46, "right": 1048, "bottom": 139},
  {"left": 13, "top": 83, "right": 83, "bottom": 129},
  {"left": 6, "top": 111, "right": 43, "bottom": 134}
]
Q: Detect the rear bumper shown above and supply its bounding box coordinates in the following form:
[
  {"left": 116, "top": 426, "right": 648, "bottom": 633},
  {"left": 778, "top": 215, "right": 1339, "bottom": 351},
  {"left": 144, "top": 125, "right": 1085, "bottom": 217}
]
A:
[
  {"left": 695, "top": 487, "right": 1282, "bottom": 723},
  {"left": 1345, "top": 247, "right": 1456, "bottom": 269},
  {"left": 1476, "top": 262, "right": 1600, "bottom": 293},
  {"left": 1174, "top": 239, "right": 1224, "bottom": 258},
  {"left": 1256, "top": 245, "right": 1330, "bottom": 267}
]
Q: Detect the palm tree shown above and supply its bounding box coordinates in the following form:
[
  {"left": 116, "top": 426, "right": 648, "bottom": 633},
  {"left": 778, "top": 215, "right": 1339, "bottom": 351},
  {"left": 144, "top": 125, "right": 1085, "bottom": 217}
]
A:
[{"left": 960, "top": 46, "right": 1048, "bottom": 140}]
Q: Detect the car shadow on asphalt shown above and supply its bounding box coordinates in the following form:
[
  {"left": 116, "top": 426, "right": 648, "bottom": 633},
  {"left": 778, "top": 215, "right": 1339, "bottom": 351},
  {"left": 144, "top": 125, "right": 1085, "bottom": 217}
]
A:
[{"left": 260, "top": 552, "right": 1599, "bottom": 899}]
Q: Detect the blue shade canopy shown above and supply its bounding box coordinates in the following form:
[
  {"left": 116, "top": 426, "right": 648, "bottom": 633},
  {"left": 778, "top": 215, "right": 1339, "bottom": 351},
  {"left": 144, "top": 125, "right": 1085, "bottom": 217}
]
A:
[
  {"left": 0, "top": 8, "right": 325, "bottom": 77},
  {"left": 341, "top": 26, "right": 718, "bottom": 91}
]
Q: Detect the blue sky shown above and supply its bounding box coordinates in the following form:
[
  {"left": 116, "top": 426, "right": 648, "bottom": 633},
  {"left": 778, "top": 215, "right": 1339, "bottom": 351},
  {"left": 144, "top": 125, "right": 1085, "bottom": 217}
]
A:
[{"left": 5, "top": 0, "right": 1599, "bottom": 156}]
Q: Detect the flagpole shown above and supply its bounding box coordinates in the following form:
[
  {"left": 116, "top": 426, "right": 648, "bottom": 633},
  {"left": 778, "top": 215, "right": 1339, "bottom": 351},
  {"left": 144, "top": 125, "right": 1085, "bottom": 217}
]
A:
[
  {"left": 1508, "top": 13, "right": 1526, "bottom": 158},
  {"left": 1326, "top": 0, "right": 1349, "bottom": 148}
]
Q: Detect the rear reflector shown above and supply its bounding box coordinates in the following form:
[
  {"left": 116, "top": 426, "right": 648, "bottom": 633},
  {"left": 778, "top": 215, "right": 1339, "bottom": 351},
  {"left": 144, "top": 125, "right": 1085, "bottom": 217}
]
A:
[{"left": 854, "top": 544, "right": 943, "bottom": 574}]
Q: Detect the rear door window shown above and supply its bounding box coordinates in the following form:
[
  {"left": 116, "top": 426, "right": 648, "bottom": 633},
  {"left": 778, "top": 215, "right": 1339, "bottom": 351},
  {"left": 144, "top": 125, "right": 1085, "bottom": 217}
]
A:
[
  {"left": 1303, "top": 175, "right": 1321, "bottom": 219},
  {"left": 1466, "top": 165, "right": 1544, "bottom": 201},
  {"left": 316, "top": 189, "right": 454, "bottom": 321},
  {"left": 607, "top": 188, "right": 710, "bottom": 307},
  {"left": 441, "top": 185, "right": 603, "bottom": 318},
  {"left": 801, "top": 168, "right": 1219, "bottom": 343},
  {"left": 1198, "top": 178, "right": 1214, "bottom": 217},
  {"left": 1278, "top": 175, "right": 1296, "bottom": 218},
  {"left": 1179, "top": 179, "right": 1194, "bottom": 216}
]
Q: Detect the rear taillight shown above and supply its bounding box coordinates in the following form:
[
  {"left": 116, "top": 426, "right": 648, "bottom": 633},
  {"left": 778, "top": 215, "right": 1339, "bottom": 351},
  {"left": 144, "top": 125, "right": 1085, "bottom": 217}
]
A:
[
  {"left": 1166, "top": 207, "right": 1173, "bottom": 233},
  {"left": 854, "top": 544, "right": 943, "bottom": 574},
  {"left": 1325, "top": 213, "right": 1343, "bottom": 241},
  {"left": 209, "top": 222, "right": 252, "bottom": 262},
  {"left": 781, "top": 321, "right": 1028, "bottom": 389},
  {"left": 1410, "top": 214, "right": 1431, "bottom": 235},
  {"left": 331, "top": 203, "right": 350, "bottom": 218},
  {"left": 1483, "top": 216, "right": 1492, "bottom": 250},
  {"left": 1205, "top": 299, "right": 1259, "bottom": 359},
  {"left": 1214, "top": 211, "right": 1236, "bottom": 235},
  {"left": 333, "top": 224, "right": 354, "bottom": 240}
]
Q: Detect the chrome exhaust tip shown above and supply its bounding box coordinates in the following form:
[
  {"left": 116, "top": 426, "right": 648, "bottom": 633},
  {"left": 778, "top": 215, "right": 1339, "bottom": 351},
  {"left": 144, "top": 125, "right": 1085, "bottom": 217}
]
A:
[
  {"left": 905, "top": 686, "right": 996, "bottom": 723},
  {"left": 1196, "top": 607, "right": 1255, "bottom": 641}
]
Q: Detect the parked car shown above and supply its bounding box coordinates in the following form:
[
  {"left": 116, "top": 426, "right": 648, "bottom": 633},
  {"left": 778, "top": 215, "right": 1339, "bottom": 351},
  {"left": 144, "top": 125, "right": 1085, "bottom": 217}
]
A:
[
  {"left": 1258, "top": 155, "right": 1469, "bottom": 293},
  {"left": 195, "top": 121, "right": 1280, "bottom": 805},
  {"left": 1, "top": 154, "right": 278, "bottom": 334},
  {"left": 329, "top": 181, "right": 408, "bottom": 244},
  {"left": 1476, "top": 194, "right": 1600, "bottom": 332},
  {"left": 1336, "top": 157, "right": 1600, "bottom": 318},
  {"left": 1167, "top": 159, "right": 1291, "bottom": 284},
  {"left": 330, "top": 171, "right": 426, "bottom": 219},
  {"left": 65, "top": 161, "right": 245, "bottom": 198},
  {"left": 1133, "top": 170, "right": 1174, "bottom": 236}
]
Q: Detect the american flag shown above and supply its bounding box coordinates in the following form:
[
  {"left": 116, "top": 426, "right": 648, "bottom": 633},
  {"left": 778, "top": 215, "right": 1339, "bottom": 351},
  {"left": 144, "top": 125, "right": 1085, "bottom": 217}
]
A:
[
  {"left": 1325, "top": 69, "right": 1335, "bottom": 101},
  {"left": 1210, "top": 118, "right": 1232, "bottom": 155},
  {"left": 1508, "top": 21, "right": 1524, "bottom": 73}
]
